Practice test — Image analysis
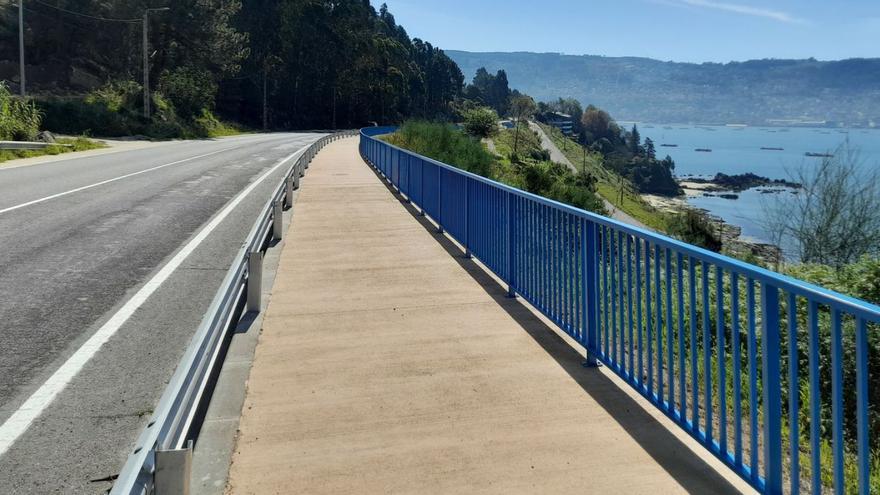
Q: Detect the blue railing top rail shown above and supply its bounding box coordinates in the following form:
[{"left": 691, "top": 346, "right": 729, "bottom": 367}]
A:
[{"left": 361, "top": 127, "right": 880, "bottom": 322}]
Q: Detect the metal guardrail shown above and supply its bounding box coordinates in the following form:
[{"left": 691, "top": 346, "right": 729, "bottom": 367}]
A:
[
  {"left": 111, "top": 130, "right": 357, "bottom": 495},
  {"left": 360, "top": 128, "right": 879, "bottom": 495},
  {"left": 0, "top": 140, "right": 72, "bottom": 150}
]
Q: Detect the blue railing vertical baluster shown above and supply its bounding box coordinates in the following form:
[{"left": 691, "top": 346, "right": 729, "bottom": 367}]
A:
[
  {"left": 544, "top": 205, "right": 549, "bottom": 313},
  {"left": 655, "top": 244, "right": 663, "bottom": 404},
  {"left": 584, "top": 219, "right": 598, "bottom": 363},
  {"left": 619, "top": 231, "right": 627, "bottom": 372},
  {"left": 553, "top": 209, "right": 560, "bottom": 321},
  {"left": 807, "top": 301, "right": 821, "bottom": 495},
  {"left": 464, "top": 178, "right": 471, "bottom": 258},
  {"left": 703, "top": 263, "right": 712, "bottom": 444},
  {"left": 761, "top": 282, "right": 782, "bottom": 495},
  {"left": 732, "top": 272, "right": 743, "bottom": 467},
  {"left": 563, "top": 213, "right": 571, "bottom": 331},
  {"left": 831, "top": 308, "right": 844, "bottom": 495},
  {"left": 603, "top": 226, "right": 610, "bottom": 360},
  {"left": 636, "top": 240, "right": 644, "bottom": 386},
  {"left": 717, "top": 265, "right": 727, "bottom": 454},
  {"left": 690, "top": 259, "right": 699, "bottom": 431},
  {"left": 747, "top": 279, "right": 758, "bottom": 480},
  {"left": 627, "top": 235, "right": 634, "bottom": 380},
  {"left": 677, "top": 253, "right": 686, "bottom": 423},
  {"left": 611, "top": 232, "right": 618, "bottom": 367},
  {"left": 787, "top": 292, "right": 800, "bottom": 495},
  {"left": 855, "top": 317, "right": 870, "bottom": 495},
  {"left": 437, "top": 167, "right": 444, "bottom": 234},
  {"left": 570, "top": 215, "right": 577, "bottom": 337},
  {"left": 646, "top": 242, "right": 654, "bottom": 395},
  {"left": 506, "top": 191, "right": 515, "bottom": 296},
  {"left": 666, "top": 249, "right": 674, "bottom": 411}
]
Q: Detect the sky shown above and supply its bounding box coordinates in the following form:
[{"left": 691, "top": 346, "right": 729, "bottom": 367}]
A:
[{"left": 381, "top": 0, "right": 879, "bottom": 63}]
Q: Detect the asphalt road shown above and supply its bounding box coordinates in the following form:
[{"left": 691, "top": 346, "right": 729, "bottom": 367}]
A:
[{"left": 0, "top": 132, "right": 322, "bottom": 494}]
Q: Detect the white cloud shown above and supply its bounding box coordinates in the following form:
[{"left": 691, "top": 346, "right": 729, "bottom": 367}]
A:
[{"left": 652, "top": 0, "right": 810, "bottom": 24}]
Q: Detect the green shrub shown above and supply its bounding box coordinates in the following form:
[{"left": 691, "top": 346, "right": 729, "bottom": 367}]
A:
[
  {"left": 158, "top": 66, "right": 218, "bottom": 120},
  {"left": 462, "top": 107, "right": 498, "bottom": 138},
  {"left": 385, "top": 121, "right": 494, "bottom": 177},
  {"left": 668, "top": 209, "right": 723, "bottom": 251},
  {"left": 0, "top": 83, "right": 42, "bottom": 141},
  {"left": 387, "top": 121, "right": 607, "bottom": 216},
  {"left": 39, "top": 81, "right": 145, "bottom": 137}
]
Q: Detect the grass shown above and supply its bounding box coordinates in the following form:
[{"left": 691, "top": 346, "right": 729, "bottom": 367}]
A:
[
  {"left": 0, "top": 137, "right": 105, "bottom": 164},
  {"left": 537, "top": 123, "right": 671, "bottom": 232}
]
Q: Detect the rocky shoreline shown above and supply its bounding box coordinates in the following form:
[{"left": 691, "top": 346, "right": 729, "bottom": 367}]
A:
[{"left": 644, "top": 180, "right": 785, "bottom": 265}]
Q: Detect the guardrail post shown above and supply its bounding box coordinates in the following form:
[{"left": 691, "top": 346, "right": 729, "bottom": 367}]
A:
[
  {"left": 272, "top": 201, "right": 283, "bottom": 240},
  {"left": 761, "top": 282, "right": 782, "bottom": 495},
  {"left": 285, "top": 177, "right": 295, "bottom": 209},
  {"left": 506, "top": 191, "right": 515, "bottom": 297},
  {"left": 154, "top": 440, "right": 192, "bottom": 495},
  {"left": 247, "top": 252, "right": 263, "bottom": 313},
  {"left": 583, "top": 220, "right": 599, "bottom": 366}
]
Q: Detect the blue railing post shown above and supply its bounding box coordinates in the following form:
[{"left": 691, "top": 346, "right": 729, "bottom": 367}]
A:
[
  {"left": 437, "top": 167, "right": 444, "bottom": 234},
  {"left": 506, "top": 191, "right": 515, "bottom": 297},
  {"left": 761, "top": 282, "right": 783, "bottom": 495},
  {"left": 583, "top": 219, "right": 599, "bottom": 367},
  {"left": 419, "top": 158, "right": 425, "bottom": 216},
  {"left": 464, "top": 179, "right": 471, "bottom": 258}
]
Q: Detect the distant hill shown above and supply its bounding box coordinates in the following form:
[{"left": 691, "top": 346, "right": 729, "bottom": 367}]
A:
[{"left": 447, "top": 51, "right": 880, "bottom": 127}]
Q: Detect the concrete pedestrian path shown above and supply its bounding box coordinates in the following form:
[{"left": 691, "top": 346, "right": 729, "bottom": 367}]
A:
[{"left": 226, "top": 137, "right": 753, "bottom": 494}]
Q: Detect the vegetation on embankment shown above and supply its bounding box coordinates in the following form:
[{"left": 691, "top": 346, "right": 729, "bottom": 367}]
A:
[
  {"left": 0, "top": 137, "right": 104, "bottom": 165},
  {"left": 384, "top": 121, "right": 606, "bottom": 215},
  {"left": 537, "top": 122, "right": 727, "bottom": 252},
  {"left": 1, "top": 83, "right": 103, "bottom": 163},
  {"left": 37, "top": 81, "right": 245, "bottom": 140},
  {"left": 537, "top": 122, "right": 667, "bottom": 229}
]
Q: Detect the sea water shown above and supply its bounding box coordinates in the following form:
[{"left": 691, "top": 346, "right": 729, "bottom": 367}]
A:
[{"left": 639, "top": 125, "right": 880, "bottom": 246}]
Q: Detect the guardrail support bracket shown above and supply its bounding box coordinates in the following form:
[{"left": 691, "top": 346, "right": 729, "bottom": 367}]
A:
[
  {"left": 273, "top": 202, "right": 284, "bottom": 240},
  {"left": 247, "top": 251, "right": 263, "bottom": 313},
  {"left": 155, "top": 440, "right": 192, "bottom": 495},
  {"left": 285, "top": 178, "right": 295, "bottom": 209}
]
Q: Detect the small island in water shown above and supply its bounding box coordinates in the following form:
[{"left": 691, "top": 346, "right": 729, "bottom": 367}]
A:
[{"left": 682, "top": 172, "right": 801, "bottom": 193}]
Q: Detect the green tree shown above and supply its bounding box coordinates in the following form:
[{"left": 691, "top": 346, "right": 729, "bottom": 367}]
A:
[
  {"left": 581, "top": 105, "right": 620, "bottom": 144},
  {"left": 629, "top": 124, "right": 641, "bottom": 154},
  {"left": 644, "top": 137, "right": 656, "bottom": 159},
  {"left": 765, "top": 143, "right": 880, "bottom": 266},
  {"left": 509, "top": 94, "right": 537, "bottom": 157},
  {"left": 463, "top": 107, "right": 499, "bottom": 139}
]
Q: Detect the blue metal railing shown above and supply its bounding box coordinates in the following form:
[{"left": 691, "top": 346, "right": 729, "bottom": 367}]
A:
[{"left": 359, "top": 128, "right": 879, "bottom": 495}]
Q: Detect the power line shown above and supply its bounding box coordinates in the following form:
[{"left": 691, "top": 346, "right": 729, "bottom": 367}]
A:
[{"left": 31, "top": 0, "right": 140, "bottom": 23}]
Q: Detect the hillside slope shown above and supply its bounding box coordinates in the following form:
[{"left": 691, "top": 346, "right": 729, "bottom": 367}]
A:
[{"left": 447, "top": 50, "right": 880, "bottom": 126}]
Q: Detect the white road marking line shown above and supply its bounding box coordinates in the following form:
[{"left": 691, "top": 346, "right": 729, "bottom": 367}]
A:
[
  {"left": 0, "top": 146, "right": 238, "bottom": 215},
  {"left": 0, "top": 144, "right": 308, "bottom": 458}
]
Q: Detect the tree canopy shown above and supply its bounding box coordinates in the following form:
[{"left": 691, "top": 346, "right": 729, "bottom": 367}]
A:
[{"left": 1, "top": 1, "right": 465, "bottom": 130}]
